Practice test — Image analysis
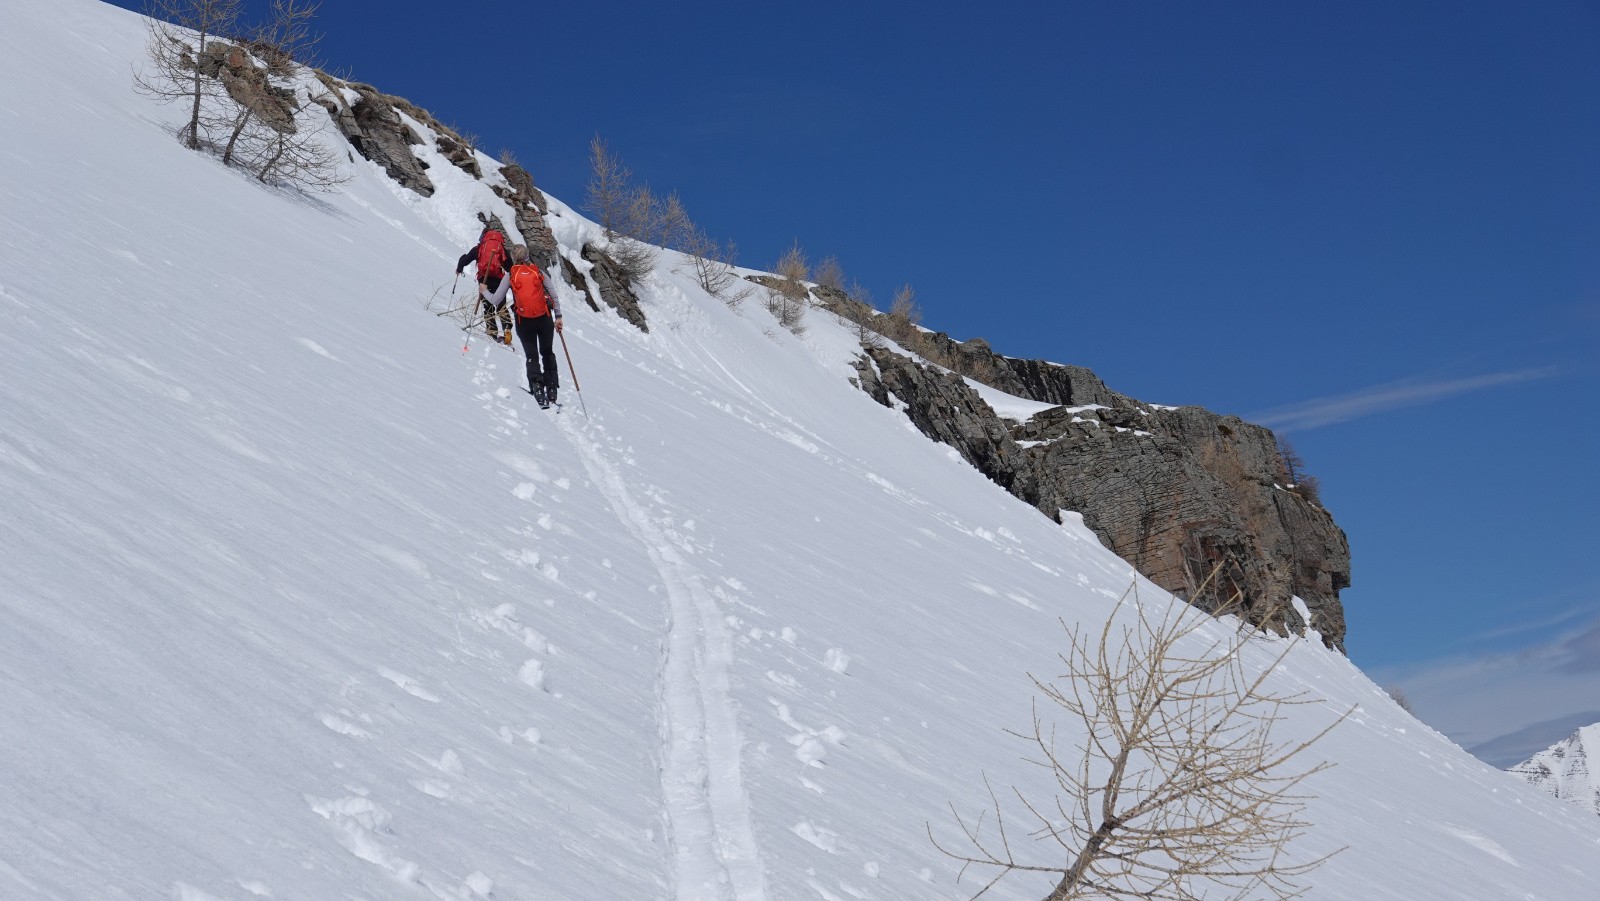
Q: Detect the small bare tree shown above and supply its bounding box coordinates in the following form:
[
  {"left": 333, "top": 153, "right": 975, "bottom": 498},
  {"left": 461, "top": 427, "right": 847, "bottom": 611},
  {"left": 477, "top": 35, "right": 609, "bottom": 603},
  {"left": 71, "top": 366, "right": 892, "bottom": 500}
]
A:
[
  {"left": 682, "top": 226, "right": 742, "bottom": 300},
  {"left": 658, "top": 191, "right": 694, "bottom": 252},
  {"left": 254, "top": 0, "right": 322, "bottom": 70},
  {"left": 878, "top": 283, "right": 923, "bottom": 347},
  {"left": 1385, "top": 685, "right": 1416, "bottom": 716},
  {"left": 775, "top": 240, "right": 809, "bottom": 284},
  {"left": 585, "top": 135, "right": 631, "bottom": 236},
  {"left": 1274, "top": 437, "right": 1322, "bottom": 506},
  {"left": 218, "top": 0, "right": 300, "bottom": 170},
  {"left": 760, "top": 241, "right": 810, "bottom": 333},
  {"left": 584, "top": 135, "right": 659, "bottom": 283},
  {"left": 761, "top": 286, "right": 807, "bottom": 333},
  {"left": 936, "top": 570, "right": 1348, "bottom": 900},
  {"left": 245, "top": 112, "right": 346, "bottom": 189},
  {"left": 814, "top": 255, "right": 846, "bottom": 291},
  {"left": 845, "top": 279, "right": 883, "bottom": 347},
  {"left": 134, "top": 0, "right": 245, "bottom": 149},
  {"left": 228, "top": 0, "right": 342, "bottom": 190}
]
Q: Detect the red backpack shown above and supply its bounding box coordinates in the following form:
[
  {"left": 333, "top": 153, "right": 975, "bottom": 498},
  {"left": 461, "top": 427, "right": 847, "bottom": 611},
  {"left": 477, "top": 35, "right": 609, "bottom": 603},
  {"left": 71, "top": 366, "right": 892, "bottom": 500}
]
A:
[
  {"left": 508, "top": 263, "right": 549, "bottom": 318},
  {"left": 477, "top": 230, "right": 506, "bottom": 279}
]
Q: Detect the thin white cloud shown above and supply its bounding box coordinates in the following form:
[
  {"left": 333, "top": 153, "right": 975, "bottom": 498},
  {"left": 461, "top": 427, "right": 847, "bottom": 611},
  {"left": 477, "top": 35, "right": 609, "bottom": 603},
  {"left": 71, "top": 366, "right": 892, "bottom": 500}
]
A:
[
  {"left": 1372, "top": 608, "right": 1600, "bottom": 752},
  {"left": 1251, "top": 366, "right": 1560, "bottom": 432}
]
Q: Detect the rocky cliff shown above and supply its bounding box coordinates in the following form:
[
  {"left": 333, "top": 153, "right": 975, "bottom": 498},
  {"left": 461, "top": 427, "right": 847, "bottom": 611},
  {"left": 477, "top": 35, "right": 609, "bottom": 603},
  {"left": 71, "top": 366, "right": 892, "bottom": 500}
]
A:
[{"left": 845, "top": 323, "right": 1350, "bottom": 648}]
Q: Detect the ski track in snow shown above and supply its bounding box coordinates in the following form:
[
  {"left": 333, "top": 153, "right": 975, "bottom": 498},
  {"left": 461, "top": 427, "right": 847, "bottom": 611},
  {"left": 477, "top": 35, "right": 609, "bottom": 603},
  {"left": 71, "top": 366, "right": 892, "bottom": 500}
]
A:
[{"left": 556, "top": 411, "right": 766, "bottom": 901}]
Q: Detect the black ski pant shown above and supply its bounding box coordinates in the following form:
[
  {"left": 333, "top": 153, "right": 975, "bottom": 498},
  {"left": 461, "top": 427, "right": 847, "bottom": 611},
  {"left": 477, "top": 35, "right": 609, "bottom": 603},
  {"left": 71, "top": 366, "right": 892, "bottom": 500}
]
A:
[{"left": 516, "top": 313, "right": 558, "bottom": 392}]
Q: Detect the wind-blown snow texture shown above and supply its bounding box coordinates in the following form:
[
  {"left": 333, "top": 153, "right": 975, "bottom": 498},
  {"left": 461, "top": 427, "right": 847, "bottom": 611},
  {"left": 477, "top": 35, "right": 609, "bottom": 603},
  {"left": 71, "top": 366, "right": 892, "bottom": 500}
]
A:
[
  {"left": 3, "top": 1, "right": 1599, "bottom": 898},
  {"left": 1510, "top": 725, "right": 1600, "bottom": 819}
]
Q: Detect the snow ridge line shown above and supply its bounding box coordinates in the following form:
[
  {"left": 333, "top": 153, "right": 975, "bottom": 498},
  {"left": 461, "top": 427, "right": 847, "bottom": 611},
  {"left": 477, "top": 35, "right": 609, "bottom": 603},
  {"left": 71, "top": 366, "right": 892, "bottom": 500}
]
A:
[{"left": 557, "top": 415, "right": 766, "bottom": 901}]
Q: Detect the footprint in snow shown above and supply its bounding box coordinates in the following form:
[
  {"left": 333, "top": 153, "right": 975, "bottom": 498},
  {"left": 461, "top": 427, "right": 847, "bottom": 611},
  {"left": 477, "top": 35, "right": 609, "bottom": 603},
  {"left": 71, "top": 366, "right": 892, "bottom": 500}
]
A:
[
  {"left": 472, "top": 604, "right": 550, "bottom": 652},
  {"left": 792, "top": 821, "right": 840, "bottom": 853},
  {"left": 318, "top": 712, "right": 370, "bottom": 738},
  {"left": 773, "top": 701, "right": 847, "bottom": 768},
  {"left": 295, "top": 337, "right": 339, "bottom": 361},
  {"left": 306, "top": 795, "right": 420, "bottom": 881},
  {"left": 495, "top": 450, "right": 549, "bottom": 483},
  {"left": 822, "top": 648, "right": 850, "bottom": 674},
  {"left": 432, "top": 748, "right": 465, "bottom": 776},
  {"left": 410, "top": 778, "right": 452, "bottom": 800},
  {"left": 377, "top": 667, "right": 440, "bottom": 702},
  {"left": 355, "top": 540, "right": 431, "bottom": 579},
  {"left": 518, "top": 658, "right": 548, "bottom": 691}
]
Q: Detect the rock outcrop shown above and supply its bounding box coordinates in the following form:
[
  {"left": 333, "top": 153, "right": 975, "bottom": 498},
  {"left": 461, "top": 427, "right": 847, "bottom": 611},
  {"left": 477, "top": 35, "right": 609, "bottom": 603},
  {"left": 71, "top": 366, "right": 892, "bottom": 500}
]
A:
[
  {"left": 312, "top": 79, "right": 435, "bottom": 197},
  {"left": 495, "top": 164, "right": 560, "bottom": 273},
  {"left": 852, "top": 343, "right": 1350, "bottom": 648},
  {"left": 196, "top": 43, "right": 297, "bottom": 135},
  {"left": 306, "top": 77, "right": 637, "bottom": 331},
  {"left": 581, "top": 243, "right": 649, "bottom": 333}
]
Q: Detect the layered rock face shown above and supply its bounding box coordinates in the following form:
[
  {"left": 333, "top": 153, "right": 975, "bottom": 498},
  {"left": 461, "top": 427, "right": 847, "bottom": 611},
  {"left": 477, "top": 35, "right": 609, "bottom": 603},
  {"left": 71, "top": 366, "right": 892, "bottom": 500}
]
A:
[
  {"left": 851, "top": 343, "right": 1350, "bottom": 648},
  {"left": 580, "top": 244, "right": 650, "bottom": 333},
  {"left": 312, "top": 81, "right": 436, "bottom": 197}
]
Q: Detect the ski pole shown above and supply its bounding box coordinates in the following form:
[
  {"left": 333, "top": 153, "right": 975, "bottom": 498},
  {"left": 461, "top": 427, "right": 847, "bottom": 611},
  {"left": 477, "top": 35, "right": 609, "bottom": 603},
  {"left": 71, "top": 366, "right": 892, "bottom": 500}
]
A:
[{"left": 557, "top": 326, "right": 588, "bottom": 416}]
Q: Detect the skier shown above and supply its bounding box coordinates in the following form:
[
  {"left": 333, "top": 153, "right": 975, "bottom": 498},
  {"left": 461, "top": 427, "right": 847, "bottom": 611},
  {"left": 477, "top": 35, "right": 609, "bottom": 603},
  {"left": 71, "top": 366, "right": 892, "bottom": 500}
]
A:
[
  {"left": 487, "top": 243, "right": 563, "bottom": 407},
  {"left": 456, "top": 225, "right": 513, "bottom": 344}
]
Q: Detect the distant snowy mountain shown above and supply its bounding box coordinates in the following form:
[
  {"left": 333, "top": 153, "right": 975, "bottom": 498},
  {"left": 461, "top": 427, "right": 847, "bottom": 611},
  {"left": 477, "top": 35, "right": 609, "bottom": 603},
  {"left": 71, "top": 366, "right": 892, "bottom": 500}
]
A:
[
  {"left": 5, "top": 1, "right": 1600, "bottom": 899},
  {"left": 1509, "top": 724, "right": 1600, "bottom": 818}
]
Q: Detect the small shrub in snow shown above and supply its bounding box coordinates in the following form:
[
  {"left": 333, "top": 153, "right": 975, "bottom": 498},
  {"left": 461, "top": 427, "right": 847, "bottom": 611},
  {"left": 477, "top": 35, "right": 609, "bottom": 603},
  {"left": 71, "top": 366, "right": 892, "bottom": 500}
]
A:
[
  {"left": 814, "top": 255, "right": 845, "bottom": 291},
  {"left": 584, "top": 135, "right": 660, "bottom": 284},
  {"left": 937, "top": 566, "right": 1348, "bottom": 900}
]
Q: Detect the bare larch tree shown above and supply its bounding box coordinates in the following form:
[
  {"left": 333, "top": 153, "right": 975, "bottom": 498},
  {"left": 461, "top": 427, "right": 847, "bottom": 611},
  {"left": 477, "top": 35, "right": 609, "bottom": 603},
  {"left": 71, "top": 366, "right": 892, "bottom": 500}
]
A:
[{"left": 936, "top": 569, "right": 1348, "bottom": 900}]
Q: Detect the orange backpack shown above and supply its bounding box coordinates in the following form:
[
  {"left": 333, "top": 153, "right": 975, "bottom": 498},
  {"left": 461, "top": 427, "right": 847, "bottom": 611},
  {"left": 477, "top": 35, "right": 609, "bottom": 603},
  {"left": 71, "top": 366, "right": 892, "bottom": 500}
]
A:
[{"left": 508, "top": 263, "right": 548, "bottom": 318}]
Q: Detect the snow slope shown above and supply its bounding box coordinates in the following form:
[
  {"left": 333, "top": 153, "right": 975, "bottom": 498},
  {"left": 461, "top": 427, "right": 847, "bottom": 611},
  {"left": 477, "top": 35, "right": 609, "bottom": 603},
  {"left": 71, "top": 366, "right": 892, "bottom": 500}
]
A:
[
  {"left": 3, "top": 1, "right": 1600, "bottom": 898},
  {"left": 1510, "top": 724, "right": 1600, "bottom": 819}
]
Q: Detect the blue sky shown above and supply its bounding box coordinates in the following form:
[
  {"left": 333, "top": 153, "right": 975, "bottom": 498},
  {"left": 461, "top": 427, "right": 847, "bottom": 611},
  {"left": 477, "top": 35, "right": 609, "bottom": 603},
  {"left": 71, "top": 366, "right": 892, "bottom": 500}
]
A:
[{"left": 111, "top": 0, "right": 1599, "bottom": 751}]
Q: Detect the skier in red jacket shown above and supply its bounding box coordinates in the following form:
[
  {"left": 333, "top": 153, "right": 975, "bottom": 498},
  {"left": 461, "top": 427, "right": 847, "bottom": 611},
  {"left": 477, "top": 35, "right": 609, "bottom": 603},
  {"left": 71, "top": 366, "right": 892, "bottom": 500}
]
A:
[{"left": 456, "top": 226, "right": 514, "bottom": 344}]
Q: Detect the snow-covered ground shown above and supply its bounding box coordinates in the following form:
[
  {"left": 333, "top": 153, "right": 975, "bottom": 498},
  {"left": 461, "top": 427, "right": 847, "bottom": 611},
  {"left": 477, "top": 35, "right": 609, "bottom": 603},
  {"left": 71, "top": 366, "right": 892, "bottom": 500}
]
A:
[
  {"left": 1510, "top": 724, "right": 1600, "bottom": 819},
  {"left": 3, "top": 1, "right": 1600, "bottom": 898}
]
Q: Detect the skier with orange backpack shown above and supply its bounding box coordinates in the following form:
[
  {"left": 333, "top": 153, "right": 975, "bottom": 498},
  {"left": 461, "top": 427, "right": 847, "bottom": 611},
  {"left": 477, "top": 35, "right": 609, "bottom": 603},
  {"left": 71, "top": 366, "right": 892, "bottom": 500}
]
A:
[
  {"left": 456, "top": 226, "right": 514, "bottom": 344},
  {"left": 486, "top": 243, "right": 564, "bottom": 408}
]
